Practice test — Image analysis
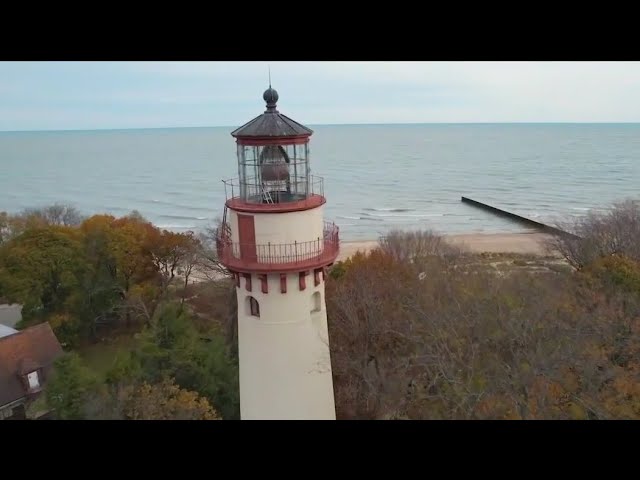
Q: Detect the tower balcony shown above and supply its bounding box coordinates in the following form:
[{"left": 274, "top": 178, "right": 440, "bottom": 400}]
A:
[
  {"left": 216, "top": 221, "right": 340, "bottom": 273},
  {"left": 222, "top": 175, "right": 326, "bottom": 213}
]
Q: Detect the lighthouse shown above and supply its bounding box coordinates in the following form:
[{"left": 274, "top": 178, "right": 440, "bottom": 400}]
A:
[{"left": 216, "top": 86, "right": 340, "bottom": 420}]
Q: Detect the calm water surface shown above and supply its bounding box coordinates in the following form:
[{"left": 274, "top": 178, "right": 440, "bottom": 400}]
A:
[{"left": 1, "top": 124, "right": 638, "bottom": 241}]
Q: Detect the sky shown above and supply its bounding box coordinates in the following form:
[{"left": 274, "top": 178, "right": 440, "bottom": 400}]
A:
[{"left": 1, "top": 61, "right": 640, "bottom": 131}]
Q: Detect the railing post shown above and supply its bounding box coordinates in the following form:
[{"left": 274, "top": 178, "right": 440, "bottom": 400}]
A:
[
  {"left": 294, "top": 240, "right": 298, "bottom": 263},
  {"left": 268, "top": 242, "right": 271, "bottom": 264}
]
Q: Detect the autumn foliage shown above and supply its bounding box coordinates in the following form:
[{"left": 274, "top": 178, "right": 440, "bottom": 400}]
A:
[
  {"left": 8, "top": 201, "right": 640, "bottom": 420},
  {"left": 115, "top": 379, "right": 220, "bottom": 420},
  {"left": 0, "top": 207, "right": 202, "bottom": 346},
  {"left": 1, "top": 205, "right": 238, "bottom": 420},
  {"left": 326, "top": 231, "right": 640, "bottom": 420}
]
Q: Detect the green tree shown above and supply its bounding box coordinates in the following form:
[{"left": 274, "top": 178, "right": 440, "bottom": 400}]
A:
[
  {"left": 133, "top": 303, "right": 240, "bottom": 419},
  {"left": 0, "top": 227, "right": 89, "bottom": 343},
  {"left": 46, "top": 353, "right": 100, "bottom": 420}
]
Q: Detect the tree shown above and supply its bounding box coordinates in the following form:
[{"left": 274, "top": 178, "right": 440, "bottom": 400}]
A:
[
  {"left": 550, "top": 199, "right": 640, "bottom": 269},
  {"left": 326, "top": 229, "right": 640, "bottom": 420},
  {"left": 583, "top": 255, "right": 640, "bottom": 295},
  {"left": 82, "top": 214, "right": 159, "bottom": 328},
  {"left": 84, "top": 377, "right": 220, "bottom": 420},
  {"left": 22, "top": 204, "right": 84, "bottom": 227},
  {"left": 47, "top": 352, "right": 220, "bottom": 420},
  {"left": 5, "top": 204, "right": 84, "bottom": 241},
  {"left": 0, "top": 204, "right": 83, "bottom": 246},
  {"left": 195, "top": 221, "right": 233, "bottom": 282},
  {"left": 326, "top": 248, "right": 419, "bottom": 419},
  {"left": 378, "top": 229, "right": 462, "bottom": 264},
  {"left": 146, "top": 229, "right": 201, "bottom": 302},
  {"left": 133, "top": 302, "right": 240, "bottom": 419},
  {"left": 110, "top": 216, "right": 158, "bottom": 296},
  {"left": 126, "top": 210, "right": 147, "bottom": 223},
  {"left": 80, "top": 214, "right": 157, "bottom": 329},
  {"left": 77, "top": 215, "right": 125, "bottom": 332},
  {"left": 46, "top": 353, "right": 100, "bottom": 420},
  {"left": 176, "top": 234, "right": 201, "bottom": 307},
  {"left": 0, "top": 226, "right": 88, "bottom": 341},
  {"left": 117, "top": 379, "right": 220, "bottom": 420}
]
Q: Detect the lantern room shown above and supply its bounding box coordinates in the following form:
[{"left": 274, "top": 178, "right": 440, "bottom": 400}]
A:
[{"left": 230, "top": 87, "right": 316, "bottom": 205}]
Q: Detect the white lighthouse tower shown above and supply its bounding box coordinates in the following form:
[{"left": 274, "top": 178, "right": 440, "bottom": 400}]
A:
[{"left": 216, "top": 86, "right": 340, "bottom": 420}]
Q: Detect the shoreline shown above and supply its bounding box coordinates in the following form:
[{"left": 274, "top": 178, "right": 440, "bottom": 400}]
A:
[{"left": 337, "top": 231, "right": 554, "bottom": 261}]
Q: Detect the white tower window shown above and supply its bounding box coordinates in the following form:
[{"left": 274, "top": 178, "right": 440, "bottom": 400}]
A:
[
  {"left": 246, "top": 296, "right": 260, "bottom": 317},
  {"left": 311, "top": 292, "right": 322, "bottom": 313}
]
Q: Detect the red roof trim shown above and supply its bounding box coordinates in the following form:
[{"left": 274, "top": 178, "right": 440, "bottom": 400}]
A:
[{"left": 226, "top": 194, "right": 325, "bottom": 214}]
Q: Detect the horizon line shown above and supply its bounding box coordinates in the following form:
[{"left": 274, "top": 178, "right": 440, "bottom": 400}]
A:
[{"left": 3, "top": 121, "right": 640, "bottom": 134}]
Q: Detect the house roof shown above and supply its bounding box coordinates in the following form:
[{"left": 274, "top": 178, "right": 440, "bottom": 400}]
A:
[
  {"left": 230, "top": 87, "right": 313, "bottom": 139},
  {"left": 0, "top": 324, "right": 17, "bottom": 339},
  {"left": 0, "top": 322, "right": 63, "bottom": 407}
]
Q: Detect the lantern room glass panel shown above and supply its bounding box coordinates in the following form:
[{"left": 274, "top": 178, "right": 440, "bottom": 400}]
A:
[{"left": 236, "top": 142, "right": 311, "bottom": 204}]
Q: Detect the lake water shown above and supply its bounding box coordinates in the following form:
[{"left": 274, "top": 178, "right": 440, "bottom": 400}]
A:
[{"left": 1, "top": 124, "right": 639, "bottom": 241}]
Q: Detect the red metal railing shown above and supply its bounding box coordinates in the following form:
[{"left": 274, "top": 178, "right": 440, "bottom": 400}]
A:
[
  {"left": 222, "top": 175, "right": 324, "bottom": 203},
  {"left": 216, "top": 221, "right": 340, "bottom": 272}
]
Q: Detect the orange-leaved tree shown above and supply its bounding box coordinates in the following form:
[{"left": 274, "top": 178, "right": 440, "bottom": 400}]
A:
[{"left": 117, "top": 378, "right": 220, "bottom": 420}]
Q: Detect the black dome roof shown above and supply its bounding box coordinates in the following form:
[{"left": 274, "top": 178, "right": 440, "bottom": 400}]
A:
[{"left": 231, "top": 87, "right": 313, "bottom": 138}]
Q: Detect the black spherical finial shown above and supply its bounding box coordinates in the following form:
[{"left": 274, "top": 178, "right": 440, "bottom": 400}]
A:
[{"left": 263, "top": 87, "right": 279, "bottom": 111}]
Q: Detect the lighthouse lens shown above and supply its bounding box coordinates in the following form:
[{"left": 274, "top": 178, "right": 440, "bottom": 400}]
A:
[{"left": 260, "top": 145, "right": 290, "bottom": 182}]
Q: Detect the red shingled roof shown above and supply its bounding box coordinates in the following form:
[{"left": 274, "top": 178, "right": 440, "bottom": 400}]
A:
[{"left": 0, "top": 323, "right": 63, "bottom": 407}]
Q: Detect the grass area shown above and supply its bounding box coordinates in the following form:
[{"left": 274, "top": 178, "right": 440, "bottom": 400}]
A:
[
  {"left": 77, "top": 333, "right": 137, "bottom": 379},
  {"left": 26, "top": 392, "right": 51, "bottom": 419}
]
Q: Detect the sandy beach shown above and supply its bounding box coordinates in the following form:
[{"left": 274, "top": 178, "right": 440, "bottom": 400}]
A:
[{"left": 338, "top": 232, "right": 554, "bottom": 261}]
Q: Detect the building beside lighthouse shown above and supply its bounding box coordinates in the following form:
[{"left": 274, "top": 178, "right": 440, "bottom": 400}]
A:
[{"left": 216, "top": 86, "right": 340, "bottom": 420}]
